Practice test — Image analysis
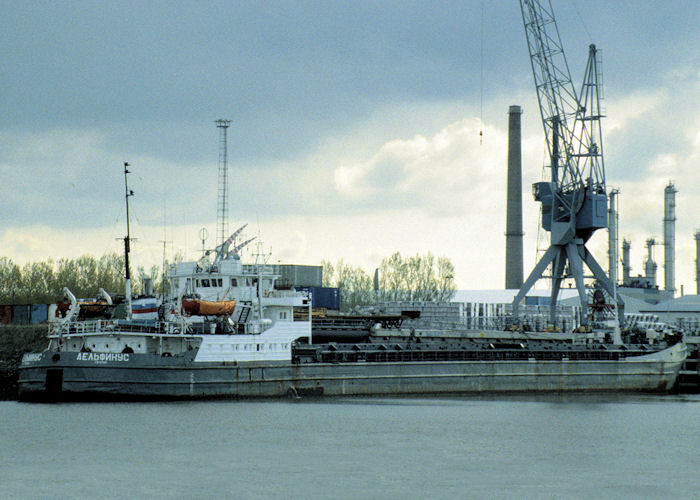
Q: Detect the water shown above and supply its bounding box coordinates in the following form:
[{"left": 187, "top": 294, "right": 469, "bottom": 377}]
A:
[{"left": 2, "top": 394, "right": 699, "bottom": 499}]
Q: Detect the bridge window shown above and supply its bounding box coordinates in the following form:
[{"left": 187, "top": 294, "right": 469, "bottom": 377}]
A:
[
  {"left": 201, "top": 279, "right": 210, "bottom": 287},
  {"left": 231, "top": 278, "right": 238, "bottom": 286}
]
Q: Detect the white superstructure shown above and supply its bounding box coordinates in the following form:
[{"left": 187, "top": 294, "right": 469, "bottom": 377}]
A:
[{"left": 47, "top": 226, "right": 312, "bottom": 365}]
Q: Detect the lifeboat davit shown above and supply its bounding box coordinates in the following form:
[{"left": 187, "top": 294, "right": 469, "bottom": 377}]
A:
[
  {"left": 55, "top": 301, "right": 112, "bottom": 319},
  {"left": 181, "top": 299, "right": 236, "bottom": 316}
]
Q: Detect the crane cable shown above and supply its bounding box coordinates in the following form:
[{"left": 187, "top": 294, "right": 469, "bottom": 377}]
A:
[
  {"left": 568, "top": 0, "right": 593, "bottom": 43},
  {"left": 479, "top": 0, "right": 484, "bottom": 145}
]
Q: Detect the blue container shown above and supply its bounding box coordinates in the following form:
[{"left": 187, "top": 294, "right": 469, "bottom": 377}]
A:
[
  {"left": 296, "top": 286, "right": 341, "bottom": 310},
  {"left": 310, "top": 286, "right": 340, "bottom": 310},
  {"left": 31, "top": 304, "right": 48, "bottom": 324}
]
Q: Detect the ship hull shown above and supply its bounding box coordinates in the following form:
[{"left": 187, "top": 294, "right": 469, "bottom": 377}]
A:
[{"left": 18, "top": 343, "right": 686, "bottom": 401}]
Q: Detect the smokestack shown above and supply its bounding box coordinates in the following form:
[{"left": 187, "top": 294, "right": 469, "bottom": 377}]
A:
[
  {"left": 645, "top": 238, "right": 657, "bottom": 287},
  {"left": 622, "top": 239, "right": 631, "bottom": 285},
  {"left": 505, "top": 105, "right": 524, "bottom": 289},
  {"left": 607, "top": 189, "right": 619, "bottom": 285},
  {"left": 695, "top": 230, "right": 700, "bottom": 294},
  {"left": 664, "top": 182, "right": 677, "bottom": 294}
]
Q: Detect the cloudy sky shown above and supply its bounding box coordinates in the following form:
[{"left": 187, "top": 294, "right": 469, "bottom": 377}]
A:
[{"left": 1, "top": 1, "right": 699, "bottom": 292}]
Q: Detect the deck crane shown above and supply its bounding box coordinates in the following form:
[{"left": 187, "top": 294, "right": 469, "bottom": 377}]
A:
[{"left": 512, "top": 0, "right": 624, "bottom": 327}]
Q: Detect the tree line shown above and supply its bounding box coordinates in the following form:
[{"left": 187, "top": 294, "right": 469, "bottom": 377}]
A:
[
  {"left": 322, "top": 251, "right": 457, "bottom": 312},
  {"left": 0, "top": 254, "right": 169, "bottom": 304},
  {"left": 0, "top": 250, "right": 457, "bottom": 311}
]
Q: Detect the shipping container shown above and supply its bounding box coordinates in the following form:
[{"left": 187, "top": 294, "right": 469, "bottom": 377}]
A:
[
  {"left": 0, "top": 305, "right": 12, "bottom": 325},
  {"left": 275, "top": 265, "right": 323, "bottom": 288},
  {"left": 12, "top": 305, "right": 30, "bottom": 325},
  {"left": 296, "top": 286, "right": 340, "bottom": 310},
  {"left": 31, "top": 304, "right": 48, "bottom": 324}
]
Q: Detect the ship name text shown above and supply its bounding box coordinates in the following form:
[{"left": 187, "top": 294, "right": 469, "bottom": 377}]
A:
[{"left": 76, "top": 352, "right": 130, "bottom": 362}]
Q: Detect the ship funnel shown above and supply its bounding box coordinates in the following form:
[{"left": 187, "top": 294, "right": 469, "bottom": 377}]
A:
[
  {"left": 664, "top": 182, "right": 677, "bottom": 295},
  {"left": 505, "top": 105, "right": 524, "bottom": 289},
  {"left": 143, "top": 277, "right": 154, "bottom": 296}
]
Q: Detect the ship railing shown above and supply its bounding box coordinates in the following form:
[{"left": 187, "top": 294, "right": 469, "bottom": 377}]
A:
[
  {"left": 313, "top": 347, "right": 635, "bottom": 364},
  {"left": 49, "top": 319, "right": 114, "bottom": 337},
  {"left": 48, "top": 318, "right": 191, "bottom": 337},
  {"left": 163, "top": 319, "right": 190, "bottom": 335},
  {"left": 265, "top": 290, "right": 305, "bottom": 298},
  {"left": 242, "top": 264, "right": 276, "bottom": 275}
]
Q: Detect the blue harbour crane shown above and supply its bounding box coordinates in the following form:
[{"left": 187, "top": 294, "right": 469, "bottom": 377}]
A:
[{"left": 512, "top": 0, "right": 624, "bottom": 326}]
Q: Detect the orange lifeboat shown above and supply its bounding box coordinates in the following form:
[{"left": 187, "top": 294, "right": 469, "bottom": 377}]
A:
[
  {"left": 181, "top": 299, "right": 236, "bottom": 316},
  {"left": 55, "top": 301, "right": 112, "bottom": 319}
]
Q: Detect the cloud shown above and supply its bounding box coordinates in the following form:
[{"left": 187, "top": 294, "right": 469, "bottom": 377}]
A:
[
  {"left": 332, "top": 118, "right": 507, "bottom": 216},
  {"left": 0, "top": 126, "right": 224, "bottom": 230},
  {"left": 605, "top": 90, "right": 665, "bottom": 135}
]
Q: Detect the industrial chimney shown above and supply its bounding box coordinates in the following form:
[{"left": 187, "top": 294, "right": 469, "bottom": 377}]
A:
[
  {"left": 622, "top": 239, "right": 631, "bottom": 285},
  {"left": 664, "top": 182, "right": 677, "bottom": 294},
  {"left": 607, "top": 189, "right": 619, "bottom": 285},
  {"left": 645, "top": 238, "right": 657, "bottom": 288},
  {"left": 505, "top": 105, "right": 524, "bottom": 289},
  {"left": 695, "top": 230, "right": 700, "bottom": 295}
]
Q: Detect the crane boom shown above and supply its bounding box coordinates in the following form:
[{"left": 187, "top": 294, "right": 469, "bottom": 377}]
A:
[{"left": 521, "top": 0, "right": 580, "bottom": 193}]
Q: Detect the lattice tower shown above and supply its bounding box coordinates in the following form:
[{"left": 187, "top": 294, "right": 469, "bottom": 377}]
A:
[{"left": 216, "top": 119, "right": 232, "bottom": 247}]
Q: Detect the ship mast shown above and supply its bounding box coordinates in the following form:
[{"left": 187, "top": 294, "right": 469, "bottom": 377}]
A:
[{"left": 123, "top": 162, "right": 134, "bottom": 318}]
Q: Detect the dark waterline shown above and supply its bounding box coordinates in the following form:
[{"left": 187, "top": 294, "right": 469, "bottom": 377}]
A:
[{"left": 2, "top": 394, "right": 699, "bottom": 499}]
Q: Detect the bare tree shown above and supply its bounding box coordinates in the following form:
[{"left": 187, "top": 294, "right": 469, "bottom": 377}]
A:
[{"left": 323, "top": 252, "right": 457, "bottom": 311}]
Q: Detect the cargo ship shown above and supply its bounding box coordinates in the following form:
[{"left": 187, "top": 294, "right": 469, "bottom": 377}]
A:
[{"left": 18, "top": 245, "right": 687, "bottom": 401}]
